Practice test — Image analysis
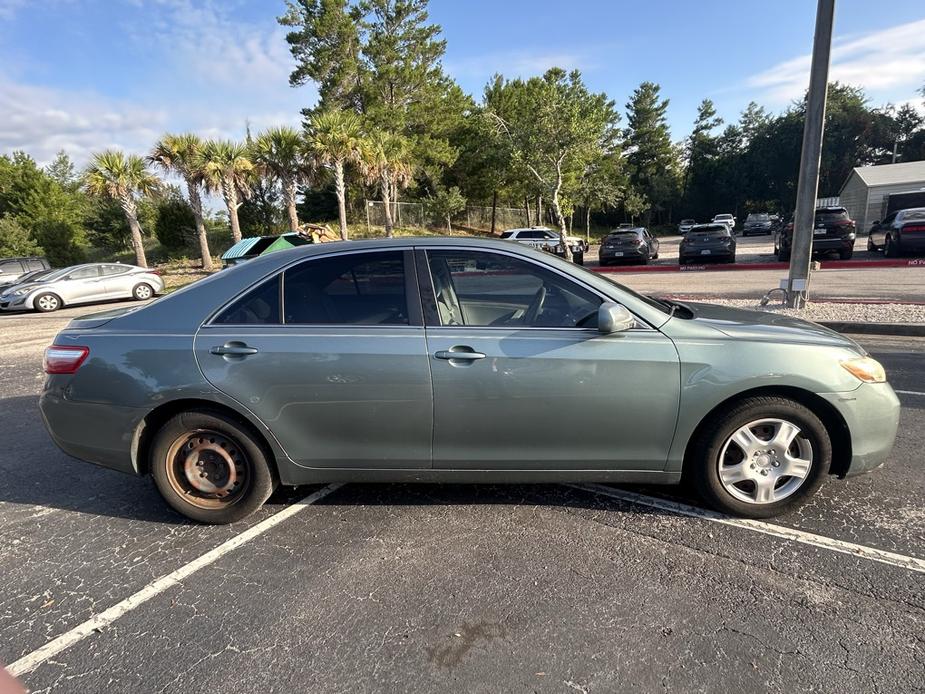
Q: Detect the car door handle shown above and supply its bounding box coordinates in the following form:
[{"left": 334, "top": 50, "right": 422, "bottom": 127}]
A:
[
  {"left": 434, "top": 349, "right": 486, "bottom": 361},
  {"left": 210, "top": 342, "right": 259, "bottom": 356}
]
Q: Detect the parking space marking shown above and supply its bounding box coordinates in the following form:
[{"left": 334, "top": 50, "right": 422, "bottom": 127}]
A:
[
  {"left": 568, "top": 483, "right": 925, "bottom": 575},
  {"left": 895, "top": 390, "right": 925, "bottom": 396},
  {"left": 7, "top": 483, "right": 343, "bottom": 678}
]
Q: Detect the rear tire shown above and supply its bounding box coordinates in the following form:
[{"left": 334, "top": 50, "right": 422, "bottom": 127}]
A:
[
  {"left": 839, "top": 249, "right": 853, "bottom": 260},
  {"left": 150, "top": 410, "right": 277, "bottom": 524},
  {"left": 777, "top": 247, "right": 791, "bottom": 262},
  {"left": 885, "top": 236, "right": 899, "bottom": 258},
  {"left": 572, "top": 252, "right": 584, "bottom": 266},
  {"left": 133, "top": 282, "right": 154, "bottom": 300},
  {"left": 689, "top": 396, "right": 831, "bottom": 518},
  {"left": 33, "top": 293, "right": 61, "bottom": 313}
]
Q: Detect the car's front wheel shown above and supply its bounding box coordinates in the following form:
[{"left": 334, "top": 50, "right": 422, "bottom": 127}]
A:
[
  {"left": 690, "top": 396, "right": 831, "bottom": 518},
  {"left": 33, "top": 293, "right": 61, "bottom": 313},
  {"left": 150, "top": 410, "right": 277, "bottom": 524}
]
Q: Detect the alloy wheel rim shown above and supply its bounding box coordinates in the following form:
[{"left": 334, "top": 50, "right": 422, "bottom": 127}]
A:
[
  {"left": 164, "top": 429, "right": 251, "bottom": 509},
  {"left": 717, "top": 418, "right": 813, "bottom": 505}
]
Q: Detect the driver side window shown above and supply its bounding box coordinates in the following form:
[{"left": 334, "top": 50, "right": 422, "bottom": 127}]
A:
[{"left": 425, "top": 250, "right": 602, "bottom": 328}]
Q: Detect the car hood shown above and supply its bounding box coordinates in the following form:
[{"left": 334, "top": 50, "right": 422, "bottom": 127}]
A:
[
  {"left": 0, "top": 281, "right": 42, "bottom": 297},
  {"left": 678, "top": 301, "right": 864, "bottom": 352}
]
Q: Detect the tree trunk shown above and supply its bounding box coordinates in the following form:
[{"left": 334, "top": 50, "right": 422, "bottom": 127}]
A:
[
  {"left": 446, "top": 215, "right": 452, "bottom": 233},
  {"left": 536, "top": 195, "right": 543, "bottom": 226},
  {"left": 585, "top": 205, "right": 591, "bottom": 244},
  {"left": 283, "top": 176, "right": 299, "bottom": 231},
  {"left": 223, "top": 180, "right": 242, "bottom": 243},
  {"left": 551, "top": 169, "right": 572, "bottom": 261},
  {"left": 525, "top": 197, "right": 532, "bottom": 226},
  {"left": 120, "top": 195, "right": 148, "bottom": 268},
  {"left": 334, "top": 160, "right": 349, "bottom": 240},
  {"left": 490, "top": 190, "right": 498, "bottom": 234},
  {"left": 187, "top": 181, "right": 213, "bottom": 272},
  {"left": 381, "top": 175, "right": 394, "bottom": 237}
]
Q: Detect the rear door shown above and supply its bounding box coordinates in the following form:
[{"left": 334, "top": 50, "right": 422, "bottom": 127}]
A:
[
  {"left": 99, "top": 264, "right": 134, "bottom": 298},
  {"left": 419, "top": 247, "right": 681, "bottom": 471},
  {"left": 194, "top": 249, "right": 433, "bottom": 469}
]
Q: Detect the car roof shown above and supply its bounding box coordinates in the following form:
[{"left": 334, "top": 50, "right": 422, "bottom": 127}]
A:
[{"left": 504, "top": 227, "right": 553, "bottom": 233}]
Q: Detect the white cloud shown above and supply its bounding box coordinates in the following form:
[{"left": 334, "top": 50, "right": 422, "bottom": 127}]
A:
[{"left": 746, "top": 19, "right": 925, "bottom": 105}]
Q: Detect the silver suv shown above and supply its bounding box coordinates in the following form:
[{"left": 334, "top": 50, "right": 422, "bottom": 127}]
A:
[{"left": 0, "top": 263, "right": 165, "bottom": 313}]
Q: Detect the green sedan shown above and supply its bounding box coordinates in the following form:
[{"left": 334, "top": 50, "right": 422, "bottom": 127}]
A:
[{"left": 40, "top": 238, "right": 900, "bottom": 524}]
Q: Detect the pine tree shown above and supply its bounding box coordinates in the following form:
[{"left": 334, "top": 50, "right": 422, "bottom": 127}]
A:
[{"left": 624, "top": 82, "right": 679, "bottom": 224}]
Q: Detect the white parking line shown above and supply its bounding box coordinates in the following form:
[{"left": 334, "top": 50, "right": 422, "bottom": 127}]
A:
[
  {"left": 7, "top": 483, "right": 343, "bottom": 678},
  {"left": 568, "top": 483, "right": 925, "bottom": 575},
  {"left": 895, "top": 390, "right": 925, "bottom": 396}
]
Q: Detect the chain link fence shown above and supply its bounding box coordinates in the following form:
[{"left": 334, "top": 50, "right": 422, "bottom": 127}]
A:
[{"left": 362, "top": 200, "right": 529, "bottom": 233}]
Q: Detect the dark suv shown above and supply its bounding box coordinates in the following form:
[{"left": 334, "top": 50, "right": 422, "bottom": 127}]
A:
[
  {"left": 0, "top": 256, "right": 50, "bottom": 288},
  {"left": 598, "top": 227, "right": 660, "bottom": 266},
  {"left": 774, "top": 207, "right": 856, "bottom": 261}
]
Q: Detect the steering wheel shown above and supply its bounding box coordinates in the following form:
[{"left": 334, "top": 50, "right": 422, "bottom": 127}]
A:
[{"left": 523, "top": 284, "right": 547, "bottom": 325}]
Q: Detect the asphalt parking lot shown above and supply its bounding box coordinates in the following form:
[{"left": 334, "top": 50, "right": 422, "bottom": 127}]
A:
[{"left": 1, "top": 304, "right": 923, "bottom": 693}]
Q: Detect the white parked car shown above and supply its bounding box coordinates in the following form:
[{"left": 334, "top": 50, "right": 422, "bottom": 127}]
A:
[
  {"left": 0, "top": 263, "right": 164, "bottom": 313},
  {"left": 712, "top": 214, "right": 736, "bottom": 232},
  {"left": 500, "top": 227, "right": 588, "bottom": 263}
]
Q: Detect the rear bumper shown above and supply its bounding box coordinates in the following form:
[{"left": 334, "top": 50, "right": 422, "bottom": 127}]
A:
[
  {"left": 600, "top": 247, "right": 647, "bottom": 262},
  {"left": 819, "top": 383, "right": 900, "bottom": 477},
  {"left": 897, "top": 235, "right": 925, "bottom": 252},
  {"left": 40, "top": 386, "right": 144, "bottom": 476},
  {"left": 679, "top": 248, "right": 734, "bottom": 260},
  {"left": 810, "top": 237, "right": 854, "bottom": 252}
]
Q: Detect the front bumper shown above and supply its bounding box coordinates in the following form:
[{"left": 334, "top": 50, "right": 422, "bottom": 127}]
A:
[{"left": 819, "top": 382, "right": 901, "bottom": 477}]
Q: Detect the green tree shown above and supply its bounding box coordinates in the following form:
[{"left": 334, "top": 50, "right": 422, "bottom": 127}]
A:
[
  {"left": 154, "top": 186, "right": 197, "bottom": 253},
  {"left": 424, "top": 185, "right": 465, "bottom": 232},
  {"left": 361, "top": 128, "right": 413, "bottom": 236},
  {"left": 0, "top": 217, "right": 42, "bottom": 257},
  {"left": 198, "top": 140, "right": 254, "bottom": 243},
  {"left": 488, "top": 68, "right": 619, "bottom": 258},
  {"left": 83, "top": 151, "right": 160, "bottom": 268},
  {"left": 624, "top": 81, "right": 680, "bottom": 224},
  {"left": 45, "top": 150, "right": 78, "bottom": 188},
  {"left": 252, "top": 126, "right": 313, "bottom": 231},
  {"left": 305, "top": 109, "right": 365, "bottom": 239},
  {"left": 575, "top": 154, "right": 622, "bottom": 241},
  {"left": 684, "top": 98, "right": 724, "bottom": 219}
]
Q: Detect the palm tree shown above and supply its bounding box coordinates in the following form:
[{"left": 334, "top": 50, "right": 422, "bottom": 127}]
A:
[
  {"left": 84, "top": 150, "right": 160, "bottom": 267},
  {"left": 361, "top": 129, "right": 413, "bottom": 237},
  {"left": 149, "top": 133, "right": 213, "bottom": 271},
  {"left": 198, "top": 140, "right": 254, "bottom": 243},
  {"left": 252, "top": 126, "right": 312, "bottom": 232},
  {"left": 305, "top": 110, "right": 364, "bottom": 240}
]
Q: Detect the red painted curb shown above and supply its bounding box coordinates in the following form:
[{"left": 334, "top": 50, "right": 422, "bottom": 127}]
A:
[{"left": 592, "top": 258, "right": 925, "bottom": 274}]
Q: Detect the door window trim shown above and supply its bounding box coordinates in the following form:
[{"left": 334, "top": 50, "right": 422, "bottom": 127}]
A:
[
  {"left": 204, "top": 248, "right": 423, "bottom": 329},
  {"left": 414, "top": 246, "right": 654, "bottom": 332}
]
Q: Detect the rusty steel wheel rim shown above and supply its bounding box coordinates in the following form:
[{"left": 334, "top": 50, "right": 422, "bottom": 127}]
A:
[{"left": 164, "top": 429, "right": 251, "bottom": 509}]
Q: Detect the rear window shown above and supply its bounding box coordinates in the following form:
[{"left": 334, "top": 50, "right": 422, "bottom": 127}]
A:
[
  {"left": 815, "top": 208, "right": 848, "bottom": 223},
  {"left": 500, "top": 231, "right": 514, "bottom": 239},
  {"left": 607, "top": 231, "right": 640, "bottom": 238},
  {"left": 688, "top": 226, "right": 728, "bottom": 238},
  {"left": 903, "top": 210, "right": 925, "bottom": 221}
]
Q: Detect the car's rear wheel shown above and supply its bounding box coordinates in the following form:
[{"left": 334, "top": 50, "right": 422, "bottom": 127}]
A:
[
  {"left": 839, "top": 249, "right": 853, "bottom": 260},
  {"left": 690, "top": 396, "right": 831, "bottom": 518},
  {"left": 884, "top": 236, "right": 899, "bottom": 258},
  {"left": 572, "top": 252, "right": 584, "bottom": 266},
  {"left": 34, "top": 293, "right": 61, "bottom": 313},
  {"left": 777, "top": 247, "right": 790, "bottom": 262},
  {"left": 133, "top": 282, "right": 154, "bottom": 300},
  {"left": 151, "top": 410, "right": 277, "bottom": 524}
]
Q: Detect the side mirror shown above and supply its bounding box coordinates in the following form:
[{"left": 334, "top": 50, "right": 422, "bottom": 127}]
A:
[
  {"left": 598, "top": 302, "right": 635, "bottom": 334},
  {"left": 871, "top": 220, "right": 880, "bottom": 226}
]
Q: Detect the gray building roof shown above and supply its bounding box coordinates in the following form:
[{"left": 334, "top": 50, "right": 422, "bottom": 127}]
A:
[{"left": 845, "top": 161, "right": 925, "bottom": 189}]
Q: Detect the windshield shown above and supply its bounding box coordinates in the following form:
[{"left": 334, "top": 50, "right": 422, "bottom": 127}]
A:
[
  {"left": 607, "top": 230, "right": 640, "bottom": 238},
  {"left": 746, "top": 213, "right": 769, "bottom": 221},
  {"left": 499, "top": 231, "right": 514, "bottom": 238},
  {"left": 30, "top": 267, "right": 72, "bottom": 282},
  {"left": 680, "top": 219, "right": 695, "bottom": 224},
  {"left": 714, "top": 215, "right": 732, "bottom": 220}
]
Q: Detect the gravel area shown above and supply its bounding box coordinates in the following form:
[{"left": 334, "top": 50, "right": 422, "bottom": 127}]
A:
[{"left": 698, "top": 298, "right": 925, "bottom": 324}]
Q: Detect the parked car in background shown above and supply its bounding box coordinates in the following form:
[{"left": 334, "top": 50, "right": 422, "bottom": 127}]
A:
[
  {"left": 0, "top": 256, "right": 50, "bottom": 287},
  {"left": 0, "top": 266, "right": 54, "bottom": 290},
  {"left": 678, "top": 219, "right": 697, "bottom": 234},
  {"left": 712, "top": 214, "right": 736, "bottom": 232},
  {"left": 598, "top": 227, "right": 660, "bottom": 266},
  {"left": 775, "top": 207, "right": 856, "bottom": 261},
  {"left": 40, "top": 237, "right": 899, "bottom": 524},
  {"left": 679, "top": 224, "right": 736, "bottom": 264},
  {"left": 501, "top": 227, "right": 588, "bottom": 264},
  {"left": 867, "top": 207, "right": 925, "bottom": 257},
  {"left": 0, "top": 263, "right": 164, "bottom": 313},
  {"left": 742, "top": 212, "right": 773, "bottom": 236}
]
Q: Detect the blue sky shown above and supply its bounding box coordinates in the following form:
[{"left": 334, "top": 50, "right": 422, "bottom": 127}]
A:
[{"left": 2, "top": 0, "right": 924, "bottom": 166}]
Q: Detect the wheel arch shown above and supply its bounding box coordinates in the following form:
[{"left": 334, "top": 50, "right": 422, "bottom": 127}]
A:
[
  {"left": 132, "top": 398, "right": 282, "bottom": 480},
  {"left": 682, "top": 385, "right": 853, "bottom": 479}
]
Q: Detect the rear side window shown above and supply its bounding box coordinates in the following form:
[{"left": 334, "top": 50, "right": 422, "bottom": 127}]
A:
[
  {"left": 26, "top": 259, "right": 47, "bottom": 271},
  {"left": 100, "top": 264, "right": 129, "bottom": 276},
  {"left": 67, "top": 266, "right": 101, "bottom": 280},
  {"left": 283, "top": 251, "right": 408, "bottom": 325},
  {"left": 0, "top": 260, "right": 23, "bottom": 275},
  {"left": 214, "top": 275, "right": 281, "bottom": 324}
]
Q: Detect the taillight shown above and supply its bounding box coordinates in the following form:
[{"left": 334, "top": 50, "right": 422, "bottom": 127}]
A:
[
  {"left": 44, "top": 345, "right": 90, "bottom": 374},
  {"left": 150, "top": 269, "right": 163, "bottom": 276},
  {"left": 904, "top": 225, "right": 925, "bottom": 233}
]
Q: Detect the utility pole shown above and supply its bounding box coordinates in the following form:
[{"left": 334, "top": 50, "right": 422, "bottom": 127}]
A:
[{"left": 787, "top": 0, "right": 836, "bottom": 308}]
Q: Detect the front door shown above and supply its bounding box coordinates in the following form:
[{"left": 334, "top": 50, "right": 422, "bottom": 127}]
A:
[
  {"left": 419, "top": 248, "right": 680, "bottom": 471},
  {"left": 59, "top": 265, "right": 107, "bottom": 304},
  {"left": 194, "top": 249, "right": 432, "bottom": 469}
]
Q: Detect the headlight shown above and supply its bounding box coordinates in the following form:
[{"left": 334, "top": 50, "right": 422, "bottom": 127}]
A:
[
  {"left": 13, "top": 288, "right": 31, "bottom": 296},
  {"left": 840, "top": 357, "right": 886, "bottom": 383}
]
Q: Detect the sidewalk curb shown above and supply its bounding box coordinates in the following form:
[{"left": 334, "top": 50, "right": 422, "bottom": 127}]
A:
[{"left": 819, "top": 321, "right": 925, "bottom": 337}]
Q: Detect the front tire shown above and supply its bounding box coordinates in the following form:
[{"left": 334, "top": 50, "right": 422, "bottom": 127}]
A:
[
  {"left": 151, "top": 410, "right": 277, "bottom": 524},
  {"left": 689, "top": 396, "right": 831, "bottom": 518},
  {"left": 34, "top": 293, "right": 61, "bottom": 313}
]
